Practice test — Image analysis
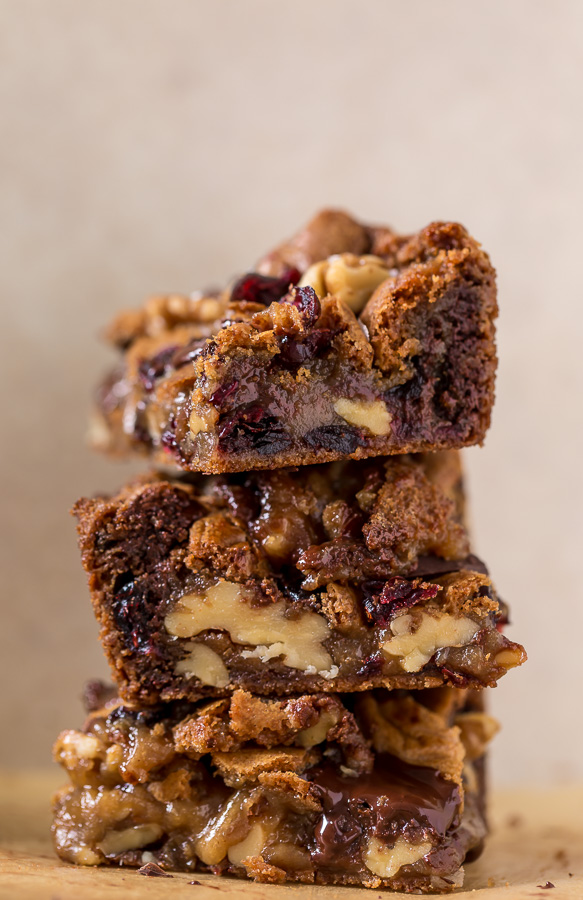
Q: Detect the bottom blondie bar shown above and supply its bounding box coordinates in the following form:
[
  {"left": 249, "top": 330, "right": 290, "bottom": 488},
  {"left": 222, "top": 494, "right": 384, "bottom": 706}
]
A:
[{"left": 53, "top": 685, "right": 496, "bottom": 892}]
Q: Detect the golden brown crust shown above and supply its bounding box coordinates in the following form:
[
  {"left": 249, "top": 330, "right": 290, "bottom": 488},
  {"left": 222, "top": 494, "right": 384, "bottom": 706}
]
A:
[{"left": 360, "top": 222, "right": 497, "bottom": 378}]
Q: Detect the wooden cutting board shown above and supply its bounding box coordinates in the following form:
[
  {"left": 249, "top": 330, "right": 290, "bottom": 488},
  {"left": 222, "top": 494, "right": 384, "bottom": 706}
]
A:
[{"left": 0, "top": 771, "right": 581, "bottom": 899}]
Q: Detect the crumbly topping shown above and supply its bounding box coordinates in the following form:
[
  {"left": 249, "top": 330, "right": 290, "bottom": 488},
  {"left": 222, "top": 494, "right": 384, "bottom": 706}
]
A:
[{"left": 73, "top": 453, "right": 470, "bottom": 589}]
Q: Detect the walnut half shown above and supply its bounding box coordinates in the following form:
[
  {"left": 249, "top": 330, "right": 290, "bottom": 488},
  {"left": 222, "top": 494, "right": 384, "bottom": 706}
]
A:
[
  {"left": 300, "top": 253, "right": 391, "bottom": 313},
  {"left": 166, "top": 581, "right": 334, "bottom": 676}
]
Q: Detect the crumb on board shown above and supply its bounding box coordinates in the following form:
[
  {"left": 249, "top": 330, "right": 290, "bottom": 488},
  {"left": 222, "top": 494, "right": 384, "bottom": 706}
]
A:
[{"left": 137, "top": 861, "right": 173, "bottom": 877}]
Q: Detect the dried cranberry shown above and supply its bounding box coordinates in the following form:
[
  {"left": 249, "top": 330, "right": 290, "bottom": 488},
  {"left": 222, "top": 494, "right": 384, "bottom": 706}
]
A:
[
  {"left": 285, "top": 285, "right": 321, "bottom": 326},
  {"left": 210, "top": 380, "right": 239, "bottom": 407},
  {"left": 138, "top": 345, "right": 179, "bottom": 392},
  {"left": 230, "top": 267, "right": 300, "bottom": 305},
  {"left": 439, "top": 667, "right": 471, "bottom": 687},
  {"left": 283, "top": 584, "right": 317, "bottom": 608},
  {"left": 201, "top": 339, "right": 218, "bottom": 361},
  {"left": 361, "top": 577, "right": 439, "bottom": 626},
  {"left": 357, "top": 654, "right": 384, "bottom": 678},
  {"left": 218, "top": 406, "right": 292, "bottom": 456},
  {"left": 112, "top": 580, "right": 153, "bottom": 653},
  {"left": 304, "top": 424, "right": 363, "bottom": 454},
  {"left": 277, "top": 328, "right": 337, "bottom": 367},
  {"left": 218, "top": 404, "right": 263, "bottom": 437},
  {"left": 160, "top": 422, "right": 179, "bottom": 458},
  {"left": 105, "top": 704, "right": 137, "bottom": 727}
]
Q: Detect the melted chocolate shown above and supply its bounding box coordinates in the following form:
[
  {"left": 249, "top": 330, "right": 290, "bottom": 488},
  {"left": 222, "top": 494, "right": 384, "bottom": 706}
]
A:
[
  {"left": 411, "top": 553, "right": 488, "bottom": 578},
  {"left": 310, "top": 754, "right": 460, "bottom": 871}
]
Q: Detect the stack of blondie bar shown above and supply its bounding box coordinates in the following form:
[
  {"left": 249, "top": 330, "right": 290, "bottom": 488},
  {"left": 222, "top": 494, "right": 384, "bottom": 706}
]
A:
[{"left": 52, "top": 211, "right": 526, "bottom": 892}]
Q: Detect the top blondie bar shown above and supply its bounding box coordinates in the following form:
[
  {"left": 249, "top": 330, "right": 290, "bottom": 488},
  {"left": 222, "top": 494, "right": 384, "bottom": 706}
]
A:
[{"left": 92, "top": 210, "right": 497, "bottom": 474}]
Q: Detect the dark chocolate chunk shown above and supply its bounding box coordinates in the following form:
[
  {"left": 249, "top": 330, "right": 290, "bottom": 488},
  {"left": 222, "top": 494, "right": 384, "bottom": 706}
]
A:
[
  {"left": 304, "top": 424, "right": 363, "bottom": 454},
  {"left": 411, "top": 553, "right": 488, "bottom": 578},
  {"left": 310, "top": 754, "right": 460, "bottom": 870}
]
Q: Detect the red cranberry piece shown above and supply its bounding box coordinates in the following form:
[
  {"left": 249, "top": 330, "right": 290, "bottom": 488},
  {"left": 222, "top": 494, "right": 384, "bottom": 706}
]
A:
[
  {"left": 218, "top": 406, "right": 292, "bottom": 456},
  {"left": 304, "top": 424, "right": 363, "bottom": 454},
  {"left": 219, "top": 404, "right": 263, "bottom": 440},
  {"left": 210, "top": 379, "right": 239, "bottom": 407},
  {"left": 129, "top": 399, "right": 152, "bottom": 446},
  {"left": 439, "top": 667, "right": 471, "bottom": 687},
  {"left": 277, "top": 327, "right": 337, "bottom": 367},
  {"left": 361, "top": 577, "right": 440, "bottom": 626},
  {"left": 230, "top": 267, "right": 300, "bottom": 305},
  {"left": 357, "top": 653, "right": 384, "bottom": 678},
  {"left": 495, "top": 600, "right": 510, "bottom": 632},
  {"left": 285, "top": 285, "right": 321, "bottom": 327},
  {"left": 160, "top": 416, "right": 180, "bottom": 458},
  {"left": 112, "top": 580, "right": 152, "bottom": 652}
]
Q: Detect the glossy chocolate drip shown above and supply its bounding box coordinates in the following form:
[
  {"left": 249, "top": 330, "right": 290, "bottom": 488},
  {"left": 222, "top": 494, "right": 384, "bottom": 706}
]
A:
[
  {"left": 310, "top": 754, "right": 460, "bottom": 870},
  {"left": 412, "top": 553, "right": 488, "bottom": 578}
]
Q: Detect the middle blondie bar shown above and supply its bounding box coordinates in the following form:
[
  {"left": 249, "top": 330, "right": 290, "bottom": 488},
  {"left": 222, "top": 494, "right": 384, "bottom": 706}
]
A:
[{"left": 74, "top": 452, "right": 525, "bottom": 706}]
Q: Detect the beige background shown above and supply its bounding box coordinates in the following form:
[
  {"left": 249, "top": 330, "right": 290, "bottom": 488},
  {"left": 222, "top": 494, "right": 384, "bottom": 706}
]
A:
[{"left": 1, "top": 0, "right": 582, "bottom": 784}]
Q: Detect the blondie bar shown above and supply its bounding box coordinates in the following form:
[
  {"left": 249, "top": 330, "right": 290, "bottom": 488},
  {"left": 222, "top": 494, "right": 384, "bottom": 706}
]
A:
[
  {"left": 73, "top": 453, "right": 525, "bottom": 706},
  {"left": 53, "top": 686, "right": 495, "bottom": 890},
  {"left": 92, "top": 211, "right": 497, "bottom": 473}
]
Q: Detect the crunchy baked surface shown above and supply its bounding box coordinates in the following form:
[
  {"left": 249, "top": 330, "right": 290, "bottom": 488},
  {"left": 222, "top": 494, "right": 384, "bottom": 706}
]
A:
[
  {"left": 92, "top": 210, "right": 497, "bottom": 473},
  {"left": 52, "top": 686, "right": 495, "bottom": 891},
  {"left": 73, "top": 452, "right": 525, "bottom": 706}
]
